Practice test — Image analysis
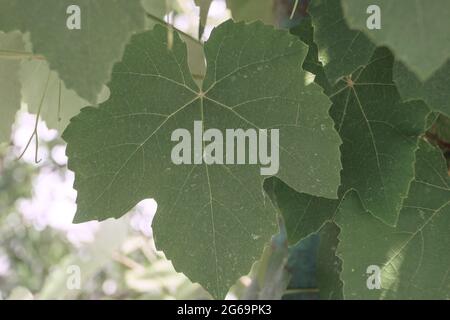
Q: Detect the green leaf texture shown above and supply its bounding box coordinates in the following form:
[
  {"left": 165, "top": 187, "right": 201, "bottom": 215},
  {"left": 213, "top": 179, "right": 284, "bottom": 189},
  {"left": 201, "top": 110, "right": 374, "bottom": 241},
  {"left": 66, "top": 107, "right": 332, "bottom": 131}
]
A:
[
  {"left": 336, "top": 141, "right": 450, "bottom": 299},
  {"left": 329, "top": 48, "right": 428, "bottom": 225}
]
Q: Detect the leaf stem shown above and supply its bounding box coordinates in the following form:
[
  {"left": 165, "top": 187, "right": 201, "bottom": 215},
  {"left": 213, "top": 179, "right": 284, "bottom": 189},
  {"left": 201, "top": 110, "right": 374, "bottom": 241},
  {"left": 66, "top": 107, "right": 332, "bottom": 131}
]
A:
[
  {"left": 17, "top": 71, "right": 51, "bottom": 164},
  {"left": 290, "top": 0, "right": 300, "bottom": 19}
]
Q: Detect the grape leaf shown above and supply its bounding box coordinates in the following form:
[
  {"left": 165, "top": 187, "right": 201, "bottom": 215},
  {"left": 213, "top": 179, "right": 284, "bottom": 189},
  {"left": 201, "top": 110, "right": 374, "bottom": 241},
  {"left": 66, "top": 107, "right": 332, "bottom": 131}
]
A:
[
  {"left": 0, "top": 0, "right": 146, "bottom": 103},
  {"left": 226, "top": 0, "right": 275, "bottom": 25},
  {"left": 342, "top": 0, "right": 450, "bottom": 81},
  {"left": 336, "top": 141, "right": 450, "bottom": 299},
  {"left": 0, "top": 31, "right": 24, "bottom": 145},
  {"left": 329, "top": 48, "right": 429, "bottom": 226},
  {"left": 269, "top": 48, "right": 429, "bottom": 232},
  {"left": 309, "top": 0, "right": 375, "bottom": 85},
  {"left": 63, "top": 21, "right": 343, "bottom": 298}
]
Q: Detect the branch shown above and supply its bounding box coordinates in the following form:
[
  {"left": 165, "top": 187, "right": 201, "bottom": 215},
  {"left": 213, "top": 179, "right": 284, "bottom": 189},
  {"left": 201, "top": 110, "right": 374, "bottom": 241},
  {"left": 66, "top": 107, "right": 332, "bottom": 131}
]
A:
[{"left": 0, "top": 50, "right": 45, "bottom": 61}]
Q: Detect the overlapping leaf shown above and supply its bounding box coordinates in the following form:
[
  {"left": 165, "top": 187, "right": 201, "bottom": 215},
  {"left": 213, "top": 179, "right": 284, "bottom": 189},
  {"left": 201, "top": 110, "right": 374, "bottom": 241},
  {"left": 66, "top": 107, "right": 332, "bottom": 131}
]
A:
[
  {"left": 336, "top": 141, "right": 450, "bottom": 299},
  {"left": 63, "top": 21, "right": 342, "bottom": 298},
  {"left": 20, "top": 53, "right": 109, "bottom": 132},
  {"left": 342, "top": 0, "right": 450, "bottom": 81},
  {"left": 329, "top": 48, "right": 429, "bottom": 225},
  {"left": 269, "top": 48, "right": 428, "bottom": 229},
  {"left": 0, "top": 0, "right": 146, "bottom": 103},
  {"left": 309, "top": 0, "right": 375, "bottom": 85}
]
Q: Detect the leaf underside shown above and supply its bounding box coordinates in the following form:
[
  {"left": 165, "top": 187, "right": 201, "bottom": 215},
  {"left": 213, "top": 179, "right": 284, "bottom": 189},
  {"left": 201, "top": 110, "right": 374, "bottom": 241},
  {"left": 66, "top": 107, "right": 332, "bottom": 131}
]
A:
[{"left": 63, "top": 21, "right": 342, "bottom": 298}]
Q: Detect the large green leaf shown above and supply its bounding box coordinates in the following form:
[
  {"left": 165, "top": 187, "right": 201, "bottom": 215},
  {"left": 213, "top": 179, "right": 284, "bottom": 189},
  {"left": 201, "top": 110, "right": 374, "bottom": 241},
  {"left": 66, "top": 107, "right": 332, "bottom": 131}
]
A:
[
  {"left": 63, "top": 21, "right": 342, "bottom": 298},
  {"left": 336, "top": 141, "right": 450, "bottom": 299},
  {"left": 0, "top": 31, "right": 24, "bottom": 144},
  {"left": 342, "top": 0, "right": 450, "bottom": 81},
  {"left": 0, "top": 0, "right": 146, "bottom": 103}
]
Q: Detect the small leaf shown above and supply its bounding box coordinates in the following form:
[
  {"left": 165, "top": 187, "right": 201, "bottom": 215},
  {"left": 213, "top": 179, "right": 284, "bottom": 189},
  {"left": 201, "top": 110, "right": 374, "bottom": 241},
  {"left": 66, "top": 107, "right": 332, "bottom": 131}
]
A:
[
  {"left": 0, "top": 0, "right": 146, "bottom": 103},
  {"left": 329, "top": 48, "right": 429, "bottom": 225},
  {"left": 309, "top": 0, "right": 375, "bottom": 84}
]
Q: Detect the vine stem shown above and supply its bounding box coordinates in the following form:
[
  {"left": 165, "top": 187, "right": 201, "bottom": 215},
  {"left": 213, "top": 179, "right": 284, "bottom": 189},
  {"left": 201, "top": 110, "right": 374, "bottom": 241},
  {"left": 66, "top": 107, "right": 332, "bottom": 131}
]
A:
[
  {"left": 290, "top": 0, "right": 300, "bottom": 19},
  {"left": 17, "top": 70, "right": 51, "bottom": 164},
  {"left": 284, "top": 288, "right": 320, "bottom": 295},
  {"left": 0, "top": 49, "right": 44, "bottom": 60}
]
